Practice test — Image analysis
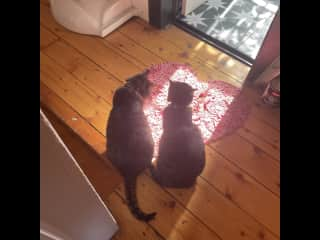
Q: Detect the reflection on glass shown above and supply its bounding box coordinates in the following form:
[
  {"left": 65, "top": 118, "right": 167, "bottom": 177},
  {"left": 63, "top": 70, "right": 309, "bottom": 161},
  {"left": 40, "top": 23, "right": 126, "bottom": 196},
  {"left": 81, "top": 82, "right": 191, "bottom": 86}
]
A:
[{"left": 179, "top": 0, "right": 279, "bottom": 59}]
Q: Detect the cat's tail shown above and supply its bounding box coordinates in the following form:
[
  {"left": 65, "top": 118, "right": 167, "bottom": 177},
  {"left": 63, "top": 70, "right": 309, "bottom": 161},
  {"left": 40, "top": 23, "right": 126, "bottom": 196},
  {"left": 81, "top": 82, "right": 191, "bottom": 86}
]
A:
[{"left": 124, "top": 176, "right": 157, "bottom": 222}]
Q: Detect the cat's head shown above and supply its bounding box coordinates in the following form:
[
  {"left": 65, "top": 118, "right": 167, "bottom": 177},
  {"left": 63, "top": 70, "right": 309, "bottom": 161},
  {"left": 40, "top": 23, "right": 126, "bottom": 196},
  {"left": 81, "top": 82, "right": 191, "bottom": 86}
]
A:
[
  {"left": 167, "top": 80, "right": 196, "bottom": 106},
  {"left": 126, "top": 70, "right": 153, "bottom": 98}
]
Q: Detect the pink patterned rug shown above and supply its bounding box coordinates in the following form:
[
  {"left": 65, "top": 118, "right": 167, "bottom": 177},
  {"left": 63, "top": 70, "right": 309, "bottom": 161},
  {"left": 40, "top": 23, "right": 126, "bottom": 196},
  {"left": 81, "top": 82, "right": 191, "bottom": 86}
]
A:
[{"left": 144, "top": 63, "right": 251, "bottom": 158}]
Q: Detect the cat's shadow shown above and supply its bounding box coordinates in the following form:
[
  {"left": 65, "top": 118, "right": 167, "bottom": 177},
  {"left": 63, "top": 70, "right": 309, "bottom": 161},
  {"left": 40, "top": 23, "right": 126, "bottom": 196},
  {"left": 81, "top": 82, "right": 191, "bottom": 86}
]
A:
[
  {"left": 103, "top": 150, "right": 195, "bottom": 235},
  {"left": 204, "top": 86, "right": 251, "bottom": 143}
]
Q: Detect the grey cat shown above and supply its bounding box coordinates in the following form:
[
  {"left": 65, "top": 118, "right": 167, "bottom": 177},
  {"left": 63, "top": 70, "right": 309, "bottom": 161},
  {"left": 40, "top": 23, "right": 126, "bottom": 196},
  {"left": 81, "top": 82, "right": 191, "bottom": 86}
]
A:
[
  {"left": 106, "top": 70, "right": 156, "bottom": 222},
  {"left": 151, "top": 80, "right": 205, "bottom": 188}
]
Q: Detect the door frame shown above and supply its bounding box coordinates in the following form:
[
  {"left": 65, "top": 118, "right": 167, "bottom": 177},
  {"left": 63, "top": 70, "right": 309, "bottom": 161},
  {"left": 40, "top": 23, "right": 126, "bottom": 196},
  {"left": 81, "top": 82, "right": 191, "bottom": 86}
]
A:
[
  {"left": 173, "top": 0, "right": 254, "bottom": 66},
  {"left": 181, "top": 0, "right": 206, "bottom": 15},
  {"left": 148, "top": 0, "right": 280, "bottom": 80}
]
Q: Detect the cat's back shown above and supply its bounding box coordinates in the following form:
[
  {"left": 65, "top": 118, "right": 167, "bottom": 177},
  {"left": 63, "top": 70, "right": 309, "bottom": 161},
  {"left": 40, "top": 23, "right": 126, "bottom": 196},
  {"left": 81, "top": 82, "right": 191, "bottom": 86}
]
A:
[
  {"left": 112, "top": 87, "right": 141, "bottom": 108},
  {"left": 109, "top": 87, "right": 144, "bottom": 121},
  {"left": 162, "top": 106, "right": 204, "bottom": 156},
  {"left": 107, "top": 86, "right": 153, "bottom": 152},
  {"left": 163, "top": 105, "right": 192, "bottom": 130}
]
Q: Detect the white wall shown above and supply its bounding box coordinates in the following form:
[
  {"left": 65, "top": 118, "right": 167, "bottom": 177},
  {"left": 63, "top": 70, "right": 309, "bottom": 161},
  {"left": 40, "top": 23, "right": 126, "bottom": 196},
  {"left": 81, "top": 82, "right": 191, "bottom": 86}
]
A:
[
  {"left": 40, "top": 110, "right": 118, "bottom": 240},
  {"left": 132, "top": 0, "right": 149, "bottom": 21}
]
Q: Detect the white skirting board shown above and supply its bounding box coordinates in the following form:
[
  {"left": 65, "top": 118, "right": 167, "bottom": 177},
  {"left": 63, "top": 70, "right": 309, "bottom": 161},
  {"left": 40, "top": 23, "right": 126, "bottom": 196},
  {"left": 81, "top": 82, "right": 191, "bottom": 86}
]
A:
[{"left": 49, "top": 0, "right": 149, "bottom": 37}]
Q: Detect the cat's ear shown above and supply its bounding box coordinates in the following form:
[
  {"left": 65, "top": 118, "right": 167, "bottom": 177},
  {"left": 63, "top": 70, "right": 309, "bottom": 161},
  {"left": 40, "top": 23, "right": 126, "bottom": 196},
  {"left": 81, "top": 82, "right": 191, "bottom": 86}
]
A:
[
  {"left": 169, "top": 80, "right": 173, "bottom": 85},
  {"left": 192, "top": 87, "right": 197, "bottom": 91},
  {"left": 125, "top": 76, "right": 133, "bottom": 82}
]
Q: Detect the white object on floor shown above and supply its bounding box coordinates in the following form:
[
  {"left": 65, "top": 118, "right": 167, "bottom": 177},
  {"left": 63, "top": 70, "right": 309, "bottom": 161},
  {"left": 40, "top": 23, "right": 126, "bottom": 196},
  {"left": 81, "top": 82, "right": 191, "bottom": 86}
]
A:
[{"left": 49, "top": 0, "right": 147, "bottom": 37}]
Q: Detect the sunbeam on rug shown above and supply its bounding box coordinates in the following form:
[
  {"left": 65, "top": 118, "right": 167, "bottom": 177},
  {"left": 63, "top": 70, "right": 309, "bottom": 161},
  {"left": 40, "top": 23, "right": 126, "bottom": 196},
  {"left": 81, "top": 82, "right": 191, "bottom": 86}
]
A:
[{"left": 144, "top": 63, "right": 251, "bottom": 159}]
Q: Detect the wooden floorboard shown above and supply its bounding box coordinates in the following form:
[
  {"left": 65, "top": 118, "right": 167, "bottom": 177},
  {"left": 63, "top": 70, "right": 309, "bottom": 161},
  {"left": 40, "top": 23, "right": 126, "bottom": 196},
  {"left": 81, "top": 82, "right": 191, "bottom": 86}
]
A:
[
  {"left": 209, "top": 134, "right": 280, "bottom": 196},
  {"left": 40, "top": 24, "right": 58, "bottom": 50},
  {"left": 163, "top": 177, "right": 278, "bottom": 240},
  {"left": 41, "top": 34, "right": 280, "bottom": 197},
  {"left": 134, "top": 17, "right": 250, "bottom": 82},
  {"left": 41, "top": 105, "right": 123, "bottom": 199},
  {"left": 117, "top": 20, "right": 242, "bottom": 87},
  {"left": 40, "top": 1, "right": 280, "bottom": 239},
  {"left": 40, "top": 21, "right": 280, "bottom": 162},
  {"left": 115, "top": 174, "right": 224, "bottom": 240},
  {"left": 40, "top": 83, "right": 223, "bottom": 240},
  {"left": 201, "top": 146, "right": 279, "bottom": 235},
  {"left": 242, "top": 87, "right": 280, "bottom": 130},
  {"left": 237, "top": 116, "right": 280, "bottom": 161},
  {"left": 107, "top": 192, "right": 165, "bottom": 240},
  {"left": 42, "top": 40, "right": 121, "bottom": 105}
]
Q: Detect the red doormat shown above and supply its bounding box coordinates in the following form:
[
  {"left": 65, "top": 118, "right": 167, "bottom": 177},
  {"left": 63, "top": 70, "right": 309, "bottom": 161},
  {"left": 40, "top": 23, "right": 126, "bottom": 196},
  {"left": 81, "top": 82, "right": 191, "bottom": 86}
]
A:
[{"left": 144, "top": 63, "right": 251, "bottom": 158}]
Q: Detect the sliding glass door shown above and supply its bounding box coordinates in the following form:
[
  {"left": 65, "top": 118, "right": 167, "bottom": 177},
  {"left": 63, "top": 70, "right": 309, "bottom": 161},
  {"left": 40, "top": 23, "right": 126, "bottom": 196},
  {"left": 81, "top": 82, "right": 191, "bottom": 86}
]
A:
[{"left": 176, "top": 0, "right": 280, "bottom": 65}]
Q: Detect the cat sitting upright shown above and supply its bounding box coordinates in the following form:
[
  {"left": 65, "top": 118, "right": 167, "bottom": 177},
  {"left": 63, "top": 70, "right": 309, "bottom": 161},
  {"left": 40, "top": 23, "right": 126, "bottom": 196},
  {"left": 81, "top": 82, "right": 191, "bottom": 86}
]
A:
[
  {"left": 106, "top": 70, "right": 156, "bottom": 222},
  {"left": 151, "top": 80, "right": 206, "bottom": 188}
]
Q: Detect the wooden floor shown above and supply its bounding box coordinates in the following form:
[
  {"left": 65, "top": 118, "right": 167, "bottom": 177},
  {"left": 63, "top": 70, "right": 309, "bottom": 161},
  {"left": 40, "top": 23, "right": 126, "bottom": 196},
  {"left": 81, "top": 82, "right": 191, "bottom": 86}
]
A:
[{"left": 40, "top": 1, "right": 280, "bottom": 239}]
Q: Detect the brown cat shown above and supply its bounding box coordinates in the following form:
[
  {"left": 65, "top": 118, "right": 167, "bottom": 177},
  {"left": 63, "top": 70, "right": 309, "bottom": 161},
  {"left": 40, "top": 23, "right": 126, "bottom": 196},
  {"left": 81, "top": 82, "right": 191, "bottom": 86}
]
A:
[
  {"left": 106, "top": 70, "right": 156, "bottom": 222},
  {"left": 151, "top": 80, "right": 205, "bottom": 188}
]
